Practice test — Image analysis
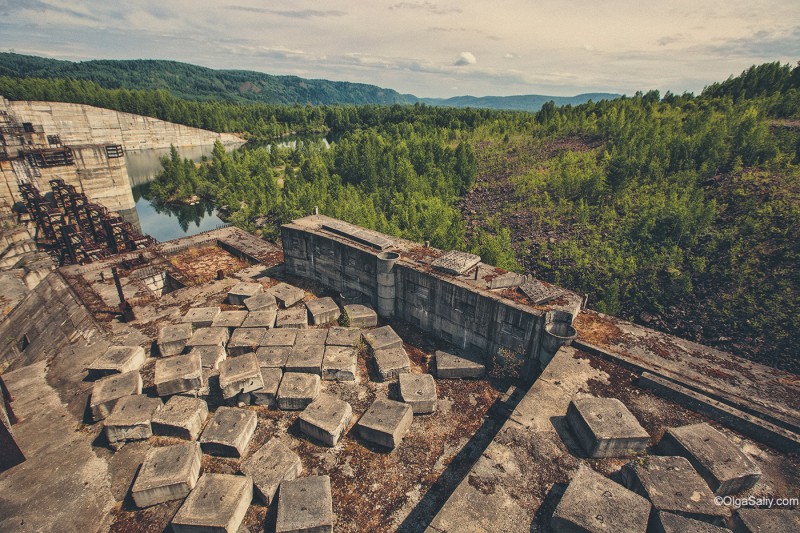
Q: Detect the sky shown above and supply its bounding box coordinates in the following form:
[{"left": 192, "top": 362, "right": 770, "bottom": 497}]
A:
[{"left": 1, "top": 0, "right": 799, "bottom": 98}]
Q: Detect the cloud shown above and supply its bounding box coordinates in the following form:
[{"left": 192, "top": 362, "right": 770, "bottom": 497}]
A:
[
  {"left": 390, "top": 2, "right": 461, "bottom": 15},
  {"left": 657, "top": 34, "right": 683, "bottom": 46},
  {"left": 226, "top": 6, "right": 346, "bottom": 19},
  {"left": 0, "top": 0, "right": 100, "bottom": 21},
  {"left": 453, "top": 51, "right": 477, "bottom": 66},
  {"left": 504, "top": 53, "right": 518, "bottom": 59}
]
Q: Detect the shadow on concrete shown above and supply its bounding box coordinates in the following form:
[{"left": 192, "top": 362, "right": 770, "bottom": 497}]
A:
[
  {"left": 529, "top": 482, "right": 567, "bottom": 532},
  {"left": 549, "top": 415, "right": 585, "bottom": 458}
]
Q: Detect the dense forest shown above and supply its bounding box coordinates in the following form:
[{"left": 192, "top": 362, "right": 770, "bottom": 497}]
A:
[{"left": 2, "top": 59, "right": 798, "bottom": 371}]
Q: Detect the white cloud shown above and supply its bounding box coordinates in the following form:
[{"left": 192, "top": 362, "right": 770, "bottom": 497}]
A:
[{"left": 453, "top": 51, "right": 477, "bottom": 66}]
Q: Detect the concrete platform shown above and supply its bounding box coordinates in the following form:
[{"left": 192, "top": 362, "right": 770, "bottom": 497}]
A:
[
  {"left": 90, "top": 370, "right": 143, "bottom": 421},
  {"left": 171, "top": 473, "right": 252, "bottom": 533},
  {"left": 658, "top": 423, "right": 761, "bottom": 495},
  {"left": 187, "top": 326, "right": 230, "bottom": 348},
  {"left": 326, "top": 326, "right": 362, "bottom": 347},
  {"left": 240, "top": 438, "right": 302, "bottom": 504},
  {"left": 191, "top": 344, "right": 227, "bottom": 370},
  {"left": 87, "top": 345, "right": 146, "bottom": 378},
  {"left": 104, "top": 394, "right": 162, "bottom": 448},
  {"left": 297, "top": 394, "right": 353, "bottom": 446},
  {"left": 285, "top": 344, "right": 325, "bottom": 375},
  {"left": 151, "top": 395, "right": 209, "bottom": 440},
  {"left": 399, "top": 373, "right": 437, "bottom": 414},
  {"left": 566, "top": 397, "right": 650, "bottom": 457},
  {"left": 227, "top": 327, "right": 267, "bottom": 357},
  {"left": 219, "top": 353, "right": 264, "bottom": 399},
  {"left": 241, "top": 309, "right": 276, "bottom": 328},
  {"left": 435, "top": 350, "right": 485, "bottom": 378},
  {"left": 343, "top": 304, "right": 378, "bottom": 328},
  {"left": 305, "top": 297, "right": 341, "bottom": 325},
  {"left": 244, "top": 292, "right": 278, "bottom": 312},
  {"left": 263, "top": 328, "right": 297, "bottom": 347},
  {"left": 256, "top": 346, "right": 291, "bottom": 368},
  {"left": 356, "top": 398, "right": 413, "bottom": 449},
  {"left": 322, "top": 345, "right": 358, "bottom": 381},
  {"left": 200, "top": 406, "right": 258, "bottom": 457},
  {"left": 227, "top": 281, "right": 262, "bottom": 306},
  {"left": 131, "top": 441, "right": 202, "bottom": 508},
  {"left": 277, "top": 372, "right": 321, "bottom": 410},
  {"left": 277, "top": 306, "right": 308, "bottom": 329},
  {"left": 734, "top": 509, "right": 800, "bottom": 533},
  {"left": 295, "top": 329, "right": 329, "bottom": 345},
  {"left": 157, "top": 323, "right": 193, "bottom": 356},
  {"left": 154, "top": 352, "right": 203, "bottom": 396},
  {"left": 266, "top": 282, "right": 305, "bottom": 308},
  {"left": 212, "top": 310, "right": 248, "bottom": 328},
  {"left": 373, "top": 347, "right": 411, "bottom": 381},
  {"left": 621, "top": 455, "right": 726, "bottom": 522},
  {"left": 179, "top": 306, "right": 221, "bottom": 328},
  {"left": 655, "top": 512, "right": 732, "bottom": 533},
  {"left": 363, "top": 325, "right": 403, "bottom": 352},
  {"left": 276, "top": 475, "right": 333, "bottom": 533},
  {"left": 551, "top": 466, "right": 651, "bottom": 533},
  {"left": 251, "top": 368, "right": 283, "bottom": 407}
]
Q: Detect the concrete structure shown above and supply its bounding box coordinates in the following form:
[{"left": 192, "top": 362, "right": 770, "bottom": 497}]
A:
[
  {"left": 156, "top": 323, "right": 193, "bottom": 356},
  {"left": 285, "top": 344, "right": 325, "bottom": 375},
  {"left": 734, "top": 509, "right": 800, "bottom": 533},
  {"left": 654, "top": 512, "right": 732, "bottom": 533},
  {"left": 357, "top": 398, "right": 413, "bottom": 449},
  {"left": 171, "top": 473, "right": 252, "bottom": 533},
  {"left": 566, "top": 397, "right": 650, "bottom": 458},
  {"left": 277, "top": 306, "right": 309, "bottom": 328},
  {"left": 344, "top": 304, "right": 378, "bottom": 328},
  {"left": 399, "top": 373, "right": 437, "bottom": 414},
  {"left": 364, "top": 325, "right": 403, "bottom": 352},
  {"left": 103, "top": 394, "right": 162, "bottom": 448},
  {"left": 326, "top": 327, "right": 362, "bottom": 347},
  {"left": 154, "top": 352, "right": 203, "bottom": 396},
  {"left": 251, "top": 368, "right": 283, "bottom": 407},
  {"left": 435, "top": 350, "right": 486, "bottom": 379},
  {"left": 227, "top": 281, "right": 262, "bottom": 305},
  {"left": 212, "top": 310, "right": 248, "bottom": 329},
  {"left": 263, "top": 329, "right": 297, "bottom": 347},
  {"left": 240, "top": 438, "right": 302, "bottom": 504},
  {"left": 90, "top": 370, "right": 143, "bottom": 421},
  {"left": 297, "top": 394, "right": 353, "bottom": 446},
  {"left": 131, "top": 441, "right": 202, "bottom": 508},
  {"left": 241, "top": 310, "right": 276, "bottom": 328},
  {"left": 257, "top": 346, "right": 291, "bottom": 368},
  {"left": 373, "top": 347, "right": 411, "bottom": 381},
  {"left": 244, "top": 292, "right": 277, "bottom": 312},
  {"left": 295, "top": 329, "right": 329, "bottom": 345},
  {"left": 218, "top": 353, "right": 264, "bottom": 399},
  {"left": 191, "top": 345, "right": 227, "bottom": 370},
  {"left": 86, "top": 345, "right": 146, "bottom": 378},
  {"left": 266, "top": 282, "right": 305, "bottom": 308},
  {"left": 187, "top": 326, "right": 230, "bottom": 348},
  {"left": 276, "top": 475, "right": 333, "bottom": 533},
  {"left": 227, "top": 327, "right": 266, "bottom": 357},
  {"left": 151, "top": 395, "right": 208, "bottom": 440},
  {"left": 306, "top": 297, "right": 341, "bottom": 325},
  {"left": 277, "top": 373, "right": 321, "bottom": 410},
  {"left": 322, "top": 346, "right": 358, "bottom": 381},
  {"left": 179, "top": 306, "right": 221, "bottom": 328},
  {"left": 658, "top": 423, "right": 761, "bottom": 496},
  {"left": 200, "top": 407, "right": 258, "bottom": 458}
]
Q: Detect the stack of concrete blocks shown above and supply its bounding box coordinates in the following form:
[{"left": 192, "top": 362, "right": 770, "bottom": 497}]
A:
[
  {"left": 276, "top": 475, "right": 334, "bottom": 533},
  {"left": 227, "top": 281, "right": 262, "bottom": 306},
  {"left": 131, "top": 441, "right": 202, "bottom": 508},
  {"left": 297, "top": 394, "right": 353, "bottom": 446},
  {"left": 90, "top": 370, "right": 143, "bottom": 421},
  {"left": 227, "top": 327, "right": 267, "bottom": 357},
  {"left": 179, "top": 306, "right": 221, "bottom": 328},
  {"left": 356, "top": 398, "right": 413, "bottom": 449},
  {"left": 154, "top": 352, "right": 203, "bottom": 396},
  {"left": 277, "top": 373, "right": 321, "bottom": 410},
  {"left": 343, "top": 304, "right": 378, "bottom": 328},
  {"left": 434, "top": 350, "right": 485, "bottom": 379},
  {"left": 87, "top": 345, "right": 147, "bottom": 378},
  {"left": 218, "top": 353, "right": 263, "bottom": 400},
  {"left": 171, "top": 473, "right": 252, "bottom": 533},
  {"left": 104, "top": 394, "right": 162, "bottom": 449},
  {"left": 151, "top": 395, "right": 209, "bottom": 440},
  {"left": 565, "top": 397, "right": 650, "bottom": 457},
  {"left": 399, "top": 373, "right": 437, "bottom": 414},
  {"left": 241, "top": 438, "right": 303, "bottom": 504},
  {"left": 200, "top": 407, "right": 257, "bottom": 458},
  {"left": 157, "top": 323, "right": 193, "bottom": 356},
  {"left": 266, "top": 282, "right": 305, "bottom": 308},
  {"left": 305, "top": 297, "right": 341, "bottom": 325}
]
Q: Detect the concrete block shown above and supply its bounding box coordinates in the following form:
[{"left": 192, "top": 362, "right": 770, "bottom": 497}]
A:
[
  {"left": 566, "top": 397, "right": 650, "bottom": 458},
  {"left": 655, "top": 512, "right": 732, "bottom": 533},
  {"left": 295, "top": 329, "right": 328, "bottom": 345},
  {"left": 277, "top": 373, "right": 321, "bottom": 410},
  {"left": 227, "top": 281, "right": 262, "bottom": 306},
  {"left": 373, "top": 347, "right": 411, "bottom": 381},
  {"left": 227, "top": 327, "right": 267, "bottom": 357},
  {"left": 104, "top": 394, "right": 162, "bottom": 447},
  {"left": 244, "top": 292, "right": 277, "bottom": 312},
  {"left": 241, "top": 310, "right": 276, "bottom": 328},
  {"left": 132, "top": 441, "right": 202, "bottom": 508},
  {"left": 399, "top": 373, "right": 437, "bottom": 414},
  {"left": 251, "top": 368, "right": 283, "bottom": 407},
  {"left": 356, "top": 398, "right": 413, "bottom": 449},
  {"left": 363, "top": 325, "right": 402, "bottom": 352},
  {"left": 241, "top": 438, "right": 302, "bottom": 504},
  {"left": 219, "top": 353, "right": 264, "bottom": 399},
  {"left": 157, "top": 323, "right": 193, "bottom": 356},
  {"left": 200, "top": 406, "right": 258, "bottom": 457},
  {"left": 322, "top": 346, "right": 358, "bottom": 381},
  {"left": 277, "top": 306, "right": 308, "bottom": 329},
  {"left": 305, "top": 297, "right": 341, "bottom": 325},
  {"left": 298, "top": 394, "right": 353, "bottom": 446},
  {"left": 152, "top": 395, "right": 208, "bottom": 440},
  {"left": 343, "top": 304, "right": 378, "bottom": 328},
  {"left": 326, "top": 327, "right": 362, "bottom": 347},
  {"left": 212, "top": 310, "right": 248, "bottom": 328},
  {"left": 621, "top": 455, "right": 726, "bottom": 522},
  {"left": 734, "top": 509, "right": 800, "bottom": 533},
  {"left": 171, "top": 473, "right": 252, "bottom": 533},
  {"left": 154, "top": 352, "right": 203, "bottom": 396},
  {"left": 263, "top": 328, "right": 297, "bottom": 347},
  {"left": 87, "top": 345, "right": 146, "bottom": 378},
  {"left": 435, "top": 350, "right": 485, "bottom": 378},
  {"left": 256, "top": 346, "right": 291, "bottom": 368},
  {"left": 266, "top": 282, "right": 305, "bottom": 308},
  {"left": 190, "top": 345, "right": 227, "bottom": 370},
  {"left": 187, "top": 326, "right": 230, "bottom": 348},
  {"left": 179, "top": 306, "right": 221, "bottom": 328},
  {"left": 285, "top": 344, "right": 325, "bottom": 375},
  {"left": 552, "top": 466, "right": 651, "bottom": 533},
  {"left": 276, "top": 475, "right": 333, "bottom": 533},
  {"left": 90, "top": 370, "right": 143, "bottom": 422},
  {"left": 658, "top": 423, "right": 761, "bottom": 496}
]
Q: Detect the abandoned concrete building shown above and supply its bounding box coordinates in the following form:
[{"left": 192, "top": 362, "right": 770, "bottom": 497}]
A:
[{"left": 0, "top": 98, "right": 798, "bottom": 533}]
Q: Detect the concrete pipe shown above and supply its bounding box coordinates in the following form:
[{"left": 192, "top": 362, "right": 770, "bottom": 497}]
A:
[
  {"left": 539, "top": 320, "right": 577, "bottom": 368},
  {"left": 376, "top": 251, "right": 400, "bottom": 318}
]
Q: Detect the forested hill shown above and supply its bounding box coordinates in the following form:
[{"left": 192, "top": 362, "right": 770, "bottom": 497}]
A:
[{"left": 0, "top": 52, "right": 618, "bottom": 110}]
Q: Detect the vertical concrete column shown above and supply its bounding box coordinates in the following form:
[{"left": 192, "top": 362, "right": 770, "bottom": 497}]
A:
[
  {"left": 376, "top": 251, "right": 400, "bottom": 319},
  {"left": 539, "top": 310, "right": 577, "bottom": 369}
]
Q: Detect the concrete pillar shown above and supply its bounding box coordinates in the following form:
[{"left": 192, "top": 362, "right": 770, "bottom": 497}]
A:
[
  {"left": 376, "top": 251, "right": 400, "bottom": 319},
  {"left": 539, "top": 310, "right": 577, "bottom": 369}
]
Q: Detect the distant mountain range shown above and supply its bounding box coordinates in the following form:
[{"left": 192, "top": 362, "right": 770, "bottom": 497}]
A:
[{"left": 0, "top": 52, "right": 619, "bottom": 112}]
